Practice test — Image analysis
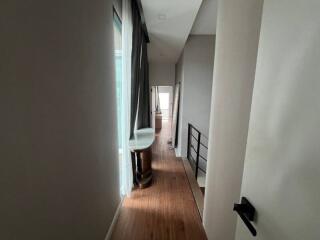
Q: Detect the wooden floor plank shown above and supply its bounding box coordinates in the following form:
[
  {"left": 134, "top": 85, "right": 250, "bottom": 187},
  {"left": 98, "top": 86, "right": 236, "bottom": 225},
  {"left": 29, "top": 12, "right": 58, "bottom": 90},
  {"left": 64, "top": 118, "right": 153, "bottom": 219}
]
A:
[{"left": 111, "top": 120, "right": 207, "bottom": 240}]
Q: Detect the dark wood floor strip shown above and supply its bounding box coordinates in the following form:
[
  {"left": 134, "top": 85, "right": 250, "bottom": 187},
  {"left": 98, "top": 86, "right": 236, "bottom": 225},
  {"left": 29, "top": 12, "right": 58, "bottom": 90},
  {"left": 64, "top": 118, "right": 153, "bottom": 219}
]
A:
[{"left": 182, "top": 157, "right": 205, "bottom": 220}]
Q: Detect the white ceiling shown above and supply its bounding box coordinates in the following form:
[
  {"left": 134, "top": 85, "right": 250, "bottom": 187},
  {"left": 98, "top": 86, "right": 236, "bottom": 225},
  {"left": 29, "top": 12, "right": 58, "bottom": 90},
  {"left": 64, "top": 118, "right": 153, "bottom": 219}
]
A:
[
  {"left": 141, "top": 0, "right": 202, "bottom": 63},
  {"left": 191, "top": 0, "right": 218, "bottom": 35}
]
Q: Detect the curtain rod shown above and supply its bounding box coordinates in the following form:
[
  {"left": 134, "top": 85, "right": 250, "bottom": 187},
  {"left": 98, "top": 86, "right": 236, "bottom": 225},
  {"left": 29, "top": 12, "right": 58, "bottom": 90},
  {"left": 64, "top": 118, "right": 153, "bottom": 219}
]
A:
[{"left": 135, "top": 0, "right": 150, "bottom": 43}]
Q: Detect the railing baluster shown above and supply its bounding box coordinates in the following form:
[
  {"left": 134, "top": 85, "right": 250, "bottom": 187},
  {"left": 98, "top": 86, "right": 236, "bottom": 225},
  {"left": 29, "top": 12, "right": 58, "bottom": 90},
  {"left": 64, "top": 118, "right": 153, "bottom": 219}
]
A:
[
  {"left": 195, "top": 131, "right": 201, "bottom": 179},
  {"left": 187, "top": 124, "right": 191, "bottom": 160},
  {"left": 187, "top": 123, "right": 208, "bottom": 180}
]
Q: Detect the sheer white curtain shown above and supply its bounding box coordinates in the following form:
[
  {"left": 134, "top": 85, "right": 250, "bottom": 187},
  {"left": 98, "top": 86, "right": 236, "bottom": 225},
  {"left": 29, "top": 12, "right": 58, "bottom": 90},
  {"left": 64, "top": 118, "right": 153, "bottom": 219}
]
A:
[{"left": 120, "top": 0, "right": 133, "bottom": 196}]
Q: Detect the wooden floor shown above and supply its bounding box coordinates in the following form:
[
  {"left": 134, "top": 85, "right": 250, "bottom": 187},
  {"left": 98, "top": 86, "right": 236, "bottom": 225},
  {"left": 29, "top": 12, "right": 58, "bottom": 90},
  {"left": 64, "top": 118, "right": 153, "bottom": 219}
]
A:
[{"left": 111, "top": 120, "right": 207, "bottom": 240}]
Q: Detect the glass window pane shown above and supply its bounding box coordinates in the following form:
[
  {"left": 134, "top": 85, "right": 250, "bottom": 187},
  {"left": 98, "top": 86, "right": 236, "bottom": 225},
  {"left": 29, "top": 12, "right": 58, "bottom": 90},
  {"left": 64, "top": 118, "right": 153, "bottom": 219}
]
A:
[{"left": 113, "top": 10, "right": 122, "bottom": 149}]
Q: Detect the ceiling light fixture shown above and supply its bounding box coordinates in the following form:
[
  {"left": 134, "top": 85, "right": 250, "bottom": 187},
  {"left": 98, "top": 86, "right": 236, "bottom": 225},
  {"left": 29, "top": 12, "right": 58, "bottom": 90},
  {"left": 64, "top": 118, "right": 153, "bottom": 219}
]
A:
[{"left": 158, "top": 13, "right": 167, "bottom": 21}]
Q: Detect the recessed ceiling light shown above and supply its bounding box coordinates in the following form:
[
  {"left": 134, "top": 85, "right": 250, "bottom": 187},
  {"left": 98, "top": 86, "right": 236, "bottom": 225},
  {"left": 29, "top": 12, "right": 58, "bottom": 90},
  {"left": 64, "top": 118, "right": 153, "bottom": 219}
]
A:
[{"left": 158, "top": 13, "right": 167, "bottom": 21}]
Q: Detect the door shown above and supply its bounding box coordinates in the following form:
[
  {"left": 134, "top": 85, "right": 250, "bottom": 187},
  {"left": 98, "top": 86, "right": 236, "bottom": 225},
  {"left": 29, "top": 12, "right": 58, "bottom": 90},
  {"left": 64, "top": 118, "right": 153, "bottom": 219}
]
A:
[
  {"left": 171, "top": 83, "right": 180, "bottom": 147},
  {"left": 151, "top": 86, "right": 156, "bottom": 128},
  {"left": 235, "top": 1, "right": 320, "bottom": 240}
]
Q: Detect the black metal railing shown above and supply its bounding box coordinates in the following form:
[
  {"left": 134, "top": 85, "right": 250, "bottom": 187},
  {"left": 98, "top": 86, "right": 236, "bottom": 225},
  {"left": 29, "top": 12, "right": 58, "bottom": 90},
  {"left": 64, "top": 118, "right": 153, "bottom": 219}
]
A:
[{"left": 187, "top": 123, "right": 208, "bottom": 180}]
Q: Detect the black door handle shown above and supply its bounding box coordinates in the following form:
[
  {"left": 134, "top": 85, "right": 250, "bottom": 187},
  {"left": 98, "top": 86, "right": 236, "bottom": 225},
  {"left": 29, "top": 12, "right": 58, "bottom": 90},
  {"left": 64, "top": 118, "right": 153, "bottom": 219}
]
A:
[{"left": 233, "top": 197, "right": 257, "bottom": 237}]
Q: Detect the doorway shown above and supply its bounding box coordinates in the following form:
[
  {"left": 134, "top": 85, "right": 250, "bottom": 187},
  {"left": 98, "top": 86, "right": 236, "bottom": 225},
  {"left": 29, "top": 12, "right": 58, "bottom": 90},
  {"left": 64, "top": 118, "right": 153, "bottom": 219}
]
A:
[
  {"left": 159, "top": 91, "right": 170, "bottom": 120},
  {"left": 151, "top": 86, "right": 173, "bottom": 129}
]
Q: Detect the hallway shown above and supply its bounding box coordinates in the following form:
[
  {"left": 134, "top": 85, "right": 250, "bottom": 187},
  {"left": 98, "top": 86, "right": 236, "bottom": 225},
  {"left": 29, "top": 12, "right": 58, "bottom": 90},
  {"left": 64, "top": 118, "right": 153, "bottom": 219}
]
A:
[{"left": 111, "top": 120, "right": 207, "bottom": 240}]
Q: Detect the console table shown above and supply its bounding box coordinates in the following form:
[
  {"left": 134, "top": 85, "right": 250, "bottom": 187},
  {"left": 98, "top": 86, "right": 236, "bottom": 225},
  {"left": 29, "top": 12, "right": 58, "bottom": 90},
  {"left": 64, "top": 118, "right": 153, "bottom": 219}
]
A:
[{"left": 129, "top": 128, "right": 155, "bottom": 189}]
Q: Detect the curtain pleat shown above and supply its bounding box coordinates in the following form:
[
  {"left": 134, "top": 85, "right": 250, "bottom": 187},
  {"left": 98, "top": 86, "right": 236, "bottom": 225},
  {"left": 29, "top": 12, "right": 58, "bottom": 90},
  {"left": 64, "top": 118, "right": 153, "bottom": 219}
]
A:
[
  {"left": 130, "top": 0, "right": 150, "bottom": 138},
  {"left": 137, "top": 37, "right": 150, "bottom": 129},
  {"left": 130, "top": 0, "right": 143, "bottom": 139}
]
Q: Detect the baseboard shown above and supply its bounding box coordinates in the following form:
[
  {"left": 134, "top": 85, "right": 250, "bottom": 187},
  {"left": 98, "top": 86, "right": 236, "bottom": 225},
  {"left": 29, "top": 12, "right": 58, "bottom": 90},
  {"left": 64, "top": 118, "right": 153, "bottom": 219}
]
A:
[
  {"left": 104, "top": 198, "right": 123, "bottom": 240},
  {"left": 174, "top": 148, "right": 181, "bottom": 157}
]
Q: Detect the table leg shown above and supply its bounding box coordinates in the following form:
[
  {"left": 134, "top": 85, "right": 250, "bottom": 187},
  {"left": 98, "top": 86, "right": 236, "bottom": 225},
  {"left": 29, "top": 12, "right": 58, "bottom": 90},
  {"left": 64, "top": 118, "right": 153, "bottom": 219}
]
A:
[{"left": 131, "top": 152, "right": 137, "bottom": 185}]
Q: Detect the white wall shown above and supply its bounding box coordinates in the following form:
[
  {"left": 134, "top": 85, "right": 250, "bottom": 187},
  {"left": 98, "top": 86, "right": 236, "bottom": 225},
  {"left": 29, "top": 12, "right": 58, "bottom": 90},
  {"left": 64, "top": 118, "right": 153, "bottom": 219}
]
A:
[
  {"left": 150, "top": 63, "right": 176, "bottom": 127},
  {"left": 0, "top": 1, "right": 120, "bottom": 239},
  {"left": 236, "top": 0, "right": 320, "bottom": 239},
  {"left": 149, "top": 63, "right": 176, "bottom": 87},
  {"left": 203, "top": 0, "right": 263, "bottom": 239},
  {"left": 191, "top": 0, "right": 218, "bottom": 35},
  {"left": 176, "top": 35, "right": 215, "bottom": 157}
]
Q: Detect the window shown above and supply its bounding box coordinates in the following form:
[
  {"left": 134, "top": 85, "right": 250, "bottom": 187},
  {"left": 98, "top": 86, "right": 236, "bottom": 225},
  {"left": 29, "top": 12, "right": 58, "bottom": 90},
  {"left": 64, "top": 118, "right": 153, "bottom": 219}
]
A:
[
  {"left": 113, "top": 9, "right": 122, "bottom": 148},
  {"left": 113, "top": 5, "right": 133, "bottom": 196}
]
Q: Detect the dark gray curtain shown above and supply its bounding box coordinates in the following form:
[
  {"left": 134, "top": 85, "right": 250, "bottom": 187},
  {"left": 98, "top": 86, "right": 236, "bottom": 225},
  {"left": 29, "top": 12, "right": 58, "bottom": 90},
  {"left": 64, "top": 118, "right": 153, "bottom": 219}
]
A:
[
  {"left": 137, "top": 36, "right": 150, "bottom": 129},
  {"left": 130, "top": 0, "right": 150, "bottom": 138},
  {"left": 130, "top": 0, "right": 142, "bottom": 139}
]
